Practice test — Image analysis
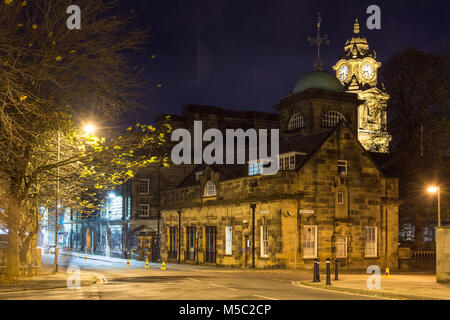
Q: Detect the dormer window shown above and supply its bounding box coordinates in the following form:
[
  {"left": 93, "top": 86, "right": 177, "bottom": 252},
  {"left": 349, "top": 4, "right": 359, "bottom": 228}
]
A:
[
  {"left": 279, "top": 155, "right": 295, "bottom": 170},
  {"left": 322, "top": 111, "right": 345, "bottom": 128},
  {"left": 249, "top": 161, "right": 263, "bottom": 176},
  {"left": 288, "top": 113, "right": 305, "bottom": 131},
  {"left": 278, "top": 152, "right": 305, "bottom": 171},
  {"left": 203, "top": 180, "right": 217, "bottom": 197}
]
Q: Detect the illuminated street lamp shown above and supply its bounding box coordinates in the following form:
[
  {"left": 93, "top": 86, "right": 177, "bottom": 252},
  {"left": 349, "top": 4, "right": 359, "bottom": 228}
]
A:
[
  {"left": 427, "top": 186, "right": 441, "bottom": 227},
  {"left": 83, "top": 123, "right": 96, "bottom": 135}
]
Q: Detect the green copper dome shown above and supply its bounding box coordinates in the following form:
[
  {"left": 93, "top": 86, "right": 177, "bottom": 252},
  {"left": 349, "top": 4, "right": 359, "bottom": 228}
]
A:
[{"left": 293, "top": 70, "right": 344, "bottom": 94}]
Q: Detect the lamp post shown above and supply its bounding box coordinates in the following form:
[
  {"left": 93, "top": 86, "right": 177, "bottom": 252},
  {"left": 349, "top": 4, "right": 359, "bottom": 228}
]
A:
[
  {"left": 53, "top": 122, "right": 97, "bottom": 272},
  {"left": 427, "top": 186, "right": 441, "bottom": 228}
]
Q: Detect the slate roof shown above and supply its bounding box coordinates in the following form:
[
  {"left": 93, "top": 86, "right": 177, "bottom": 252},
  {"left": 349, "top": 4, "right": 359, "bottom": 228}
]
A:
[{"left": 177, "top": 128, "right": 336, "bottom": 188}]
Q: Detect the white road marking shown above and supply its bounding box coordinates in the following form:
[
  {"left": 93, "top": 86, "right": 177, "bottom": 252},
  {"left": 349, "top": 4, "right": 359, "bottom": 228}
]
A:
[
  {"left": 188, "top": 277, "right": 202, "bottom": 282},
  {"left": 291, "top": 281, "right": 397, "bottom": 300},
  {"left": 253, "top": 294, "right": 279, "bottom": 300},
  {"left": 209, "top": 283, "right": 238, "bottom": 291}
]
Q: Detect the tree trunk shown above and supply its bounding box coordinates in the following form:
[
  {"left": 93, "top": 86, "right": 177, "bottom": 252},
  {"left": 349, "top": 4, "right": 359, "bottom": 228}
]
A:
[{"left": 6, "top": 203, "right": 20, "bottom": 276}]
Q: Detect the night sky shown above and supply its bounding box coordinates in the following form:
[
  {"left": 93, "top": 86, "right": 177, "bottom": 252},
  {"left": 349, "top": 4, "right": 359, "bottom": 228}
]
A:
[{"left": 118, "top": 0, "right": 450, "bottom": 122}]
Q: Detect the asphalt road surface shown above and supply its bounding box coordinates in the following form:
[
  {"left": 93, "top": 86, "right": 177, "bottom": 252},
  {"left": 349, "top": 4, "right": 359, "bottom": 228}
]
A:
[{"left": 0, "top": 254, "right": 384, "bottom": 300}]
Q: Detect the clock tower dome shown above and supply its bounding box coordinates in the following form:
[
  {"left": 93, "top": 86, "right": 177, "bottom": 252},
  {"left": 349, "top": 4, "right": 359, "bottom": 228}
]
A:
[{"left": 332, "top": 18, "right": 391, "bottom": 153}]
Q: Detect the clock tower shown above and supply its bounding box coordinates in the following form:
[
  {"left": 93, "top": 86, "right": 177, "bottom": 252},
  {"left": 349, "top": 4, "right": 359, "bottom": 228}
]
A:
[{"left": 332, "top": 18, "right": 391, "bottom": 153}]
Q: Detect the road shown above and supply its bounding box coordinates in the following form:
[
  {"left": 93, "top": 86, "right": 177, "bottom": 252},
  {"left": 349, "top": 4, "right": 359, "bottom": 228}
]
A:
[{"left": 0, "top": 253, "right": 384, "bottom": 300}]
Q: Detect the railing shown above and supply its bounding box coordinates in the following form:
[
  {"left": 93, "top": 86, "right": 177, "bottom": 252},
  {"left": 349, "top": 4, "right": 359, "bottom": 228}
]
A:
[
  {"left": 412, "top": 251, "right": 435, "bottom": 257},
  {"left": 411, "top": 250, "right": 436, "bottom": 270}
]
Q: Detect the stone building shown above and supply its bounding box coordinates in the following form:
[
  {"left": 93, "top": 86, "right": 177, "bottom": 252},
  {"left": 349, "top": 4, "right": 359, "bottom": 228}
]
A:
[
  {"left": 160, "top": 79, "right": 400, "bottom": 270},
  {"left": 159, "top": 17, "right": 399, "bottom": 270}
]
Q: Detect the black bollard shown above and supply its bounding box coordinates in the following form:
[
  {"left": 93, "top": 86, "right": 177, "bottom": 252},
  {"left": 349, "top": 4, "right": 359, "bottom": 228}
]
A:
[
  {"left": 326, "top": 258, "right": 331, "bottom": 285},
  {"left": 316, "top": 259, "right": 320, "bottom": 282},
  {"left": 313, "top": 259, "right": 318, "bottom": 282},
  {"left": 334, "top": 259, "right": 339, "bottom": 281}
]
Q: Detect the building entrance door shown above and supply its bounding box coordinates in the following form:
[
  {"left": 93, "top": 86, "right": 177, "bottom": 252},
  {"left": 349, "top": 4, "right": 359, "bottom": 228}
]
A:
[{"left": 205, "top": 226, "right": 217, "bottom": 263}]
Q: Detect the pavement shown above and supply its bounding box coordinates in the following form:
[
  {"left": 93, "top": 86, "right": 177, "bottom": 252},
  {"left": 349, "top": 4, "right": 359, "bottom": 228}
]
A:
[
  {"left": 297, "top": 272, "right": 450, "bottom": 300},
  {"left": 1, "top": 252, "right": 448, "bottom": 300},
  {"left": 0, "top": 263, "right": 96, "bottom": 293}
]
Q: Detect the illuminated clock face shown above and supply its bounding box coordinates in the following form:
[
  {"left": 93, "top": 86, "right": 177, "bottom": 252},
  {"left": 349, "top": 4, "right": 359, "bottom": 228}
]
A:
[
  {"left": 338, "top": 65, "right": 349, "bottom": 81},
  {"left": 361, "top": 63, "right": 375, "bottom": 80}
]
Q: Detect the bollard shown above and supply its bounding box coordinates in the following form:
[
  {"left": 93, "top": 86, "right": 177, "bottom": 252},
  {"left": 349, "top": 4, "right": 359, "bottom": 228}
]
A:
[
  {"left": 334, "top": 259, "right": 339, "bottom": 281},
  {"left": 326, "top": 258, "right": 331, "bottom": 285},
  {"left": 313, "top": 259, "right": 318, "bottom": 282},
  {"left": 161, "top": 261, "right": 166, "bottom": 270},
  {"left": 316, "top": 259, "right": 320, "bottom": 282},
  {"left": 126, "top": 259, "right": 130, "bottom": 267},
  {"left": 84, "top": 255, "right": 87, "bottom": 260},
  {"left": 145, "top": 258, "right": 149, "bottom": 269}
]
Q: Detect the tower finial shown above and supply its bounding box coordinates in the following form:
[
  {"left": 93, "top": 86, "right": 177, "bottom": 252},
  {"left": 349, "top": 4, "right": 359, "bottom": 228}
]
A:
[
  {"left": 354, "top": 18, "right": 360, "bottom": 34},
  {"left": 307, "top": 12, "right": 330, "bottom": 71}
]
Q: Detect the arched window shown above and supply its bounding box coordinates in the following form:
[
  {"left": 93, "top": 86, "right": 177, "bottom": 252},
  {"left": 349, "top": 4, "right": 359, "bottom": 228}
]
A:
[
  {"left": 322, "top": 111, "right": 345, "bottom": 128},
  {"left": 203, "top": 180, "right": 217, "bottom": 197},
  {"left": 288, "top": 113, "right": 305, "bottom": 130}
]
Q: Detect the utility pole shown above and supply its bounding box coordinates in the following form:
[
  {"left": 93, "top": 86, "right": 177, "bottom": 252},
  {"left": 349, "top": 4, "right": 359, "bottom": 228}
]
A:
[
  {"left": 54, "top": 130, "right": 60, "bottom": 273},
  {"left": 250, "top": 204, "right": 256, "bottom": 269}
]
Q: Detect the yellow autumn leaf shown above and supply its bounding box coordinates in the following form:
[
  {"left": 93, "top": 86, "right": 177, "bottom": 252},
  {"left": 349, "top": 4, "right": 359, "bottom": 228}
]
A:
[
  {"left": 32, "top": 24, "right": 37, "bottom": 29},
  {"left": 22, "top": 1, "right": 26, "bottom": 5},
  {"left": 20, "top": 95, "right": 27, "bottom": 101},
  {"left": 56, "top": 56, "right": 62, "bottom": 62},
  {"left": 4, "top": 0, "right": 13, "bottom": 5}
]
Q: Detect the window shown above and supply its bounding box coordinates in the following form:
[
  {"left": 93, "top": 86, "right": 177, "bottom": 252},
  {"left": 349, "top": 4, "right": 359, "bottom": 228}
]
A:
[
  {"left": 365, "top": 227, "right": 377, "bottom": 258},
  {"left": 337, "top": 192, "right": 344, "bottom": 204},
  {"left": 137, "top": 179, "right": 150, "bottom": 194},
  {"left": 203, "top": 180, "right": 217, "bottom": 197},
  {"left": 288, "top": 113, "right": 305, "bottom": 130},
  {"left": 137, "top": 204, "right": 150, "bottom": 217},
  {"left": 249, "top": 161, "right": 263, "bottom": 176},
  {"left": 338, "top": 160, "right": 347, "bottom": 176},
  {"left": 225, "top": 226, "right": 232, "bottom": 255},
  {"left": 168, "top": 227, "right": 178, "bottom": 259},
  {"left": 335, "top": 237, "right": 347, "bottom": 258},
  {"left": 279, "top": 155, "right": 296, "bottom": 170},
  {"left": 322, "top": 111, "right": 345, "bottom": 128},
  {"left": 261, "top": 225, "right": 269, "bottom": 257},
  {"left": 303, "top": 225, "right": 317, "bottom": 258},
  {"left": 185, "top": 226, "right": 196, "bottom": 261}
]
